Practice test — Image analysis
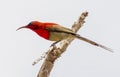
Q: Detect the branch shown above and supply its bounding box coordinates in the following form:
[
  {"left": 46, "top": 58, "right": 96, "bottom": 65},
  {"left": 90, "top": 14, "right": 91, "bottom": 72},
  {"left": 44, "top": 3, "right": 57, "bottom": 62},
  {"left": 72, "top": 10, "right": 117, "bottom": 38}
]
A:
[{"left": 37, "top": 11, "right": 88, "bottom": 77}]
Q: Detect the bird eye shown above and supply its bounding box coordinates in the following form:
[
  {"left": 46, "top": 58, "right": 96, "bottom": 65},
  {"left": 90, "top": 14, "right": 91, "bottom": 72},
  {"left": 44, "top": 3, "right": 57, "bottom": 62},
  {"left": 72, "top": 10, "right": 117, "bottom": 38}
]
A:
[{"left": 28, "top": 22, "right": 32, "bottom": 26}]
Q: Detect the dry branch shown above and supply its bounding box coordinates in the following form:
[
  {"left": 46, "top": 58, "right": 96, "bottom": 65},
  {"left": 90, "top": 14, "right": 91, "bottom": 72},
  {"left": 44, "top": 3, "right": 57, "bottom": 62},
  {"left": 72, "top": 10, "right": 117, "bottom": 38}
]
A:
[{"left": 37, "top": 11, "right": 88, "bottom": 77}]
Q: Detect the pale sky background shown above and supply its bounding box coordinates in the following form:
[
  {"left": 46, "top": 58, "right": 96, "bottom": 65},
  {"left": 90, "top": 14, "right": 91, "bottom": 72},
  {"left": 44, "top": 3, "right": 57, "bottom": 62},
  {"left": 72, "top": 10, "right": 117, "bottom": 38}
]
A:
[{"left": 0, "top": 0, "right": 120, "bottom": 77}]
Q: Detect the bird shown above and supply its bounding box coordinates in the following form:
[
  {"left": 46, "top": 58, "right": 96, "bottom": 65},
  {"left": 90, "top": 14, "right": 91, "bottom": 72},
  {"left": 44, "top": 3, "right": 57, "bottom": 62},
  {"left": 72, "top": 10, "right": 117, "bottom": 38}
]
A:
[{"left": 17, "top": 21, "right": 113, "bottom": 52}]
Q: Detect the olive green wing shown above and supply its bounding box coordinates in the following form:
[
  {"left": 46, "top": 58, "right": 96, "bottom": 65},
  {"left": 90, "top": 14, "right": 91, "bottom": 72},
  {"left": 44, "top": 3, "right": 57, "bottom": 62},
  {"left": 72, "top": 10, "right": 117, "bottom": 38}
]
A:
[{"left": 46, "top": 24, "right": 76, "bottom": 35}]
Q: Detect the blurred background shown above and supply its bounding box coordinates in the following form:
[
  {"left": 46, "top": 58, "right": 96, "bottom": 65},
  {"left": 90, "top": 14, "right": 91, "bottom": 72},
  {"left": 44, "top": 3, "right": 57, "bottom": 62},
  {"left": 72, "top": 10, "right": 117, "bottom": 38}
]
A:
[{"left": 0, "top": 0, "right": 120, "bottom": 77}]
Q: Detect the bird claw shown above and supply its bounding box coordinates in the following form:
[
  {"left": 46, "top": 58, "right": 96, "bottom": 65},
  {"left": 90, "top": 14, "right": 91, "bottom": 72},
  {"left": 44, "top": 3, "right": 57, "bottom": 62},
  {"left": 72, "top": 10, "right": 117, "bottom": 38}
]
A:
[{"left": 50, "top": 40, "right": 61, "bottom": 47}]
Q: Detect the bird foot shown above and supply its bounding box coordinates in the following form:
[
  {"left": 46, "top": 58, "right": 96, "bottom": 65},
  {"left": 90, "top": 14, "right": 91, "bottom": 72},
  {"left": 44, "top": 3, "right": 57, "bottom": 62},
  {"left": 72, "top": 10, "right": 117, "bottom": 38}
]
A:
[{"left": 50, "top": 40, "right": 61, "bottom": 47}]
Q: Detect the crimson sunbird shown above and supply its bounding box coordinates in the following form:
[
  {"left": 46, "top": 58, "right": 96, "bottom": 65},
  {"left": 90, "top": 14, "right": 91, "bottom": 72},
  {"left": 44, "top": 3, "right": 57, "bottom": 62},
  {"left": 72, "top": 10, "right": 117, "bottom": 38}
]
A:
[{"left": 17, "top": 21, "right": 113, "bottom": 52}]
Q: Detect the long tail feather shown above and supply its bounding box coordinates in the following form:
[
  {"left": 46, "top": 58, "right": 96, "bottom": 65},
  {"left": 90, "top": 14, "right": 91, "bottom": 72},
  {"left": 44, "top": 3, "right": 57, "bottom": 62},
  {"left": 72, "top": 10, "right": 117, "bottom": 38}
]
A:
[{"left": 75, "top": 34, "right": 113, "bottom": 52}]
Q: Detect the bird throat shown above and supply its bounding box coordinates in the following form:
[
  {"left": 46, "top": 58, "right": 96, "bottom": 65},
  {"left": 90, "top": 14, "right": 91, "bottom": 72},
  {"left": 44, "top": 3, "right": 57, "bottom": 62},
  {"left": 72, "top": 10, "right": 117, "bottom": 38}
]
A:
[{"left": 32, "top": 29, "right": 50, "bottom": 40}]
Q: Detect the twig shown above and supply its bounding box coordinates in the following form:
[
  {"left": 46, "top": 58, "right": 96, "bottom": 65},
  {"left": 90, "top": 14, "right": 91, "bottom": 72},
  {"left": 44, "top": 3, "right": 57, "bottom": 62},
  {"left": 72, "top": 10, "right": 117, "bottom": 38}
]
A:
[
  {"left": 37, "top": 11, "right": 88, "bottom": 77},
  {"left": 32, "top": 47, "right": 54, "bottom": 65}
]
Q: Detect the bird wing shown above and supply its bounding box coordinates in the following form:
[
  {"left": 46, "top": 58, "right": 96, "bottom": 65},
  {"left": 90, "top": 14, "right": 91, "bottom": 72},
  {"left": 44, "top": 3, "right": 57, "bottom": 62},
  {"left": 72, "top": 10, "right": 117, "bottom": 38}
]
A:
[{"left": 46, "top": 24, "right": 76, "bottom": 35}]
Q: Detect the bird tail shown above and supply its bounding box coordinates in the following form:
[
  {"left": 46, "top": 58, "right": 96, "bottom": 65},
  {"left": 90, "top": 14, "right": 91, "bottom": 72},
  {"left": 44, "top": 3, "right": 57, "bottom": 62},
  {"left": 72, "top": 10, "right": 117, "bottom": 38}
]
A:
[{"left": 75, "top": 34, "right": 113, "bottom": 52}]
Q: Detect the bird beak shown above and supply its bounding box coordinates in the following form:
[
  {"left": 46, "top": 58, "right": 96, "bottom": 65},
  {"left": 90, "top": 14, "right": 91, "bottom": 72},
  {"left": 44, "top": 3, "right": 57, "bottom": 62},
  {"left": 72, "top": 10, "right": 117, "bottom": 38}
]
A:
[{"left": 16, "top": 26, "right": 27, "bottom": 31}]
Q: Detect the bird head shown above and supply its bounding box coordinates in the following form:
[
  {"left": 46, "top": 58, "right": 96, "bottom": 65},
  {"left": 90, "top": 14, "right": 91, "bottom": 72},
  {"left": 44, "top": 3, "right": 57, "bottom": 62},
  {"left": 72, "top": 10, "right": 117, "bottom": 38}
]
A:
[
  {"left": 16, "top": 21, "right": 42, "bottom": 31},
  {"left": 16, "top": 21, "right": 50, "bottom": 40}
]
